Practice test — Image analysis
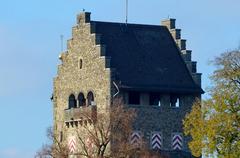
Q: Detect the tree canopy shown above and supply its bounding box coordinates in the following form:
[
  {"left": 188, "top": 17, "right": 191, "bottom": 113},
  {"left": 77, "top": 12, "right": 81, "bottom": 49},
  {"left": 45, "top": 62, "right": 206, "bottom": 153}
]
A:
[{"left": 183, "top": 49, "right": 240, "bottom": 158}]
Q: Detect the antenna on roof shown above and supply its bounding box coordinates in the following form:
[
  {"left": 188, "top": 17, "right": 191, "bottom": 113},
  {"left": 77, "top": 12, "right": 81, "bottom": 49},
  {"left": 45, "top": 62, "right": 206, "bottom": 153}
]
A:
[
  {"left": 60, "top": 35, "right": 64, "bottom": 52},
  {"left": 125, "top": 0, "right": 128, "bottom": 24}
]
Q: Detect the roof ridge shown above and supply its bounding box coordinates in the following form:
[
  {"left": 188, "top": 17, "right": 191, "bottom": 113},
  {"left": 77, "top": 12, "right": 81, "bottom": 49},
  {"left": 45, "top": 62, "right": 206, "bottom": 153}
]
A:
[{"left": 92, "top": 20, "right": 165, "bottom": 28}]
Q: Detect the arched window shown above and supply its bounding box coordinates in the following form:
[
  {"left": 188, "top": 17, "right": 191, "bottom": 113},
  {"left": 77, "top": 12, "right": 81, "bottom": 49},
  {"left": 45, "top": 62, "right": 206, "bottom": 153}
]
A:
[
  {"left": 69, "top": 94, "right": 77, "bottom": 109},
  {"left": 87, "top": 91, "right": 94, "bottom": 106},
  {"left": 78, "top": 93, "right": 86, "bottom": 107}
]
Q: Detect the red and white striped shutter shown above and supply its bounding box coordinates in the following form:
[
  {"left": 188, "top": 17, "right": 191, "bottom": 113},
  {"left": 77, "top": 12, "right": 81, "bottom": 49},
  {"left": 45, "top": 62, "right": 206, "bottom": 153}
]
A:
[
  {"left": 151, "top": 132, "right": 162, "bottom": 150},
  {"left": 86, "top": 137, "right": 94, "bottom": 155},
  {"left": 68, "top": 136, "right": 76, "bottom": 153},
  {"left": 172, "top": 133, "right": 183, "bottom": 150},
  {"left": 130, "top": 131, "right": 141, "bottom": 147}
]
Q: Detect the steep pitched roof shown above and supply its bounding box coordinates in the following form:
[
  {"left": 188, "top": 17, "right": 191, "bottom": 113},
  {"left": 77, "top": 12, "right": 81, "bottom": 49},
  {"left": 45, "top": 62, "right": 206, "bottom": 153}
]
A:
[{"left": 92, "top": 21, "right": 203, "bottom": 94}]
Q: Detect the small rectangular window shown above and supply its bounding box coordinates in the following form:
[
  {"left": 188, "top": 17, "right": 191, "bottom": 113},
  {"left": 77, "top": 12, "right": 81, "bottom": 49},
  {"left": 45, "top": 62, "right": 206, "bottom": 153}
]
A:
[
  {"left": 128, "top": 91, "right": 140, "bottom": 105},
  {"left": 170, "top": 95, "right": 180, "bottom": 108},
  {"left": 150, "top": 93, "right": 161, "bottom": 106}
]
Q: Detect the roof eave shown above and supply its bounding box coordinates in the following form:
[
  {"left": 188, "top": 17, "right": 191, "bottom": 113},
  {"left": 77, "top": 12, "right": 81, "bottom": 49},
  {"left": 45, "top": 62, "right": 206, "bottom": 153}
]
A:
[{"left": 119, "top": 85, "right": 204, "bottom": 94}]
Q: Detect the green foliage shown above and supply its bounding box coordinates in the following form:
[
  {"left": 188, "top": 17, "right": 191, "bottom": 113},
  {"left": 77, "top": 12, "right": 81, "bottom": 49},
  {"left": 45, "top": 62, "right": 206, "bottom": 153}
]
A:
[{"left": 183, "top": 49, "right": 240, "bottom": 158}]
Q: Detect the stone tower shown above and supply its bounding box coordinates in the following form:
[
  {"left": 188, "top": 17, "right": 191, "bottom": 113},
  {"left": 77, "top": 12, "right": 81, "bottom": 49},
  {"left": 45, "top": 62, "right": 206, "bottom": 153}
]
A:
[{"left": 53, "top": 12, "right": 203, "bottom": 157}]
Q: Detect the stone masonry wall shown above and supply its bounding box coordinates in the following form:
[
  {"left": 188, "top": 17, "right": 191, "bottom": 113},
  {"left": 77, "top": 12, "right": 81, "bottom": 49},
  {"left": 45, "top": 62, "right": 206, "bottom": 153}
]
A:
[
  {"left": 128, "top": 93, "right": 197, "bottom": 151},
  {"left": 53, "top": 12, "right": 112, "bottom": 156},
  {"left": 52, "top": 12, "right": 202, "bottom": 157}
]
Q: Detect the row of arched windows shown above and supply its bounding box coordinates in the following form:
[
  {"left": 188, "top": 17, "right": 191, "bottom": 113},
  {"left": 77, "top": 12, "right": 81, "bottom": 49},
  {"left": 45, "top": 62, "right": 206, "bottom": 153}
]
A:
[{"left": 68, "top": 91, "right": 94, "bottom": 109}]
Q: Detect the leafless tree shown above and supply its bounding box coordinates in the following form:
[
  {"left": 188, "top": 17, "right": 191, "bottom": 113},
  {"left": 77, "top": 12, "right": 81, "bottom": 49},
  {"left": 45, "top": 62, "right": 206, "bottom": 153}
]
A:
[
  {"left": 36, "top": 98, "right": 168, "bottom": 158},
  {"left": 35, "top": 127, "right": 69, "bottom": 158},
  {"left": 74, "top": 98, "right": 137, "bottom": 158}
]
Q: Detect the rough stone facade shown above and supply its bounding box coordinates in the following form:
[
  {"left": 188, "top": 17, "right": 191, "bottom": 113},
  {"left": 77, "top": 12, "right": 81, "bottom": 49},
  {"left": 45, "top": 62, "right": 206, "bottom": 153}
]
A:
[
  {"left": 53, "top": 12, "right": 112, "bottom": 156},
  {"left": 53, "top": 12, "right": 202, "bottom": 157}
]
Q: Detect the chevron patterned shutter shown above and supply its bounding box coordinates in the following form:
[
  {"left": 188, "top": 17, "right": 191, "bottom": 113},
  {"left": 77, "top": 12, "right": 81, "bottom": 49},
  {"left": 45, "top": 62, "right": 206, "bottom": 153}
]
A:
[
  {"left": 130, "top": 131, "right": 141, "bottom": 147},
  {"left": 151, "top": 132, "right": 162, "bottom": 150},
  {"left": 172, "top": 134, "right": 183, "bottom": 150},
  {"left": 68, "top": 136, "right": 76, "bottom": 153}
]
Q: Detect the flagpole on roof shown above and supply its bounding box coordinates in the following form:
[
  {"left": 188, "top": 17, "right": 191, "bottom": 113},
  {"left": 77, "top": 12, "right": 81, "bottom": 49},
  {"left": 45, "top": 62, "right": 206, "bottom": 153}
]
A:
[{"left": 126, "top": 0, "right": 128, "bottom": 24}]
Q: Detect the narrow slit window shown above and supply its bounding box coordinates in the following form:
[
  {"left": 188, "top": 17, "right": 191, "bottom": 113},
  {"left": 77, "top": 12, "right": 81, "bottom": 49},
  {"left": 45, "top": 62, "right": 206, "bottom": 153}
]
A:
[
  {"left": 79, "top": 58, "right": 83, "bottom": 69},
  {"left": 60, "top": 131, "right": 63, "bottom": 142}
]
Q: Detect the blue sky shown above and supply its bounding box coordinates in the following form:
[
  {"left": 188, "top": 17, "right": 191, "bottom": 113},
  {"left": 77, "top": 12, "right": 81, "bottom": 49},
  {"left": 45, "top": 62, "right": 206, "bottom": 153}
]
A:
[{"left": 0, "top": 0, "right": 239, "bottom": 157}]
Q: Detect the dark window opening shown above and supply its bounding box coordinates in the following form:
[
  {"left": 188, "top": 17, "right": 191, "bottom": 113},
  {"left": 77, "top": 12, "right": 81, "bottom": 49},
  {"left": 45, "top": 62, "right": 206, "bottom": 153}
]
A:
[
  {"left": 78, "top": 93, "right": 86, "bottom": 107},
  {"left": 60, "top": 131, "right": 63, "bottom": 142},
  {"left": 84, "top": 120, "right": 88, "bottom": 126},
  {"left": 128, "top": 91, "right": 140, "bottom": 105},
  {"left": 66, "top": 122, "right": 70, "bottom": 128},
  {"left": 150, "top": 93, "right": 161, "bottom": 106},
  {"left": 87, "top": 91, "right": 94, "bottom": 106},
  {"left": 170, "top": 95, "right": 180, "bottom": 108},
  {"left": 79, "top": 59, "right": 83, "bottom": 69},
  {"left": 70, "top": 121, "right": 74, "bottom": 127},
  {"left": 192, "top": 62, "right": 197, "bottom": 73},
  {"left": 69, "top": 94, "right": 77, "bottom": 109},
  {"left": 74, "top": 121, "right": 78, "bottom": 127}
]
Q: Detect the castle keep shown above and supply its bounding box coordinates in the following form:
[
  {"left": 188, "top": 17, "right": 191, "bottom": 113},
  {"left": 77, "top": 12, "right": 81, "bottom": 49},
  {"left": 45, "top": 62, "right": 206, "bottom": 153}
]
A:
[{"left": 53, "top": 12, "right": 203, "bottom": 157}]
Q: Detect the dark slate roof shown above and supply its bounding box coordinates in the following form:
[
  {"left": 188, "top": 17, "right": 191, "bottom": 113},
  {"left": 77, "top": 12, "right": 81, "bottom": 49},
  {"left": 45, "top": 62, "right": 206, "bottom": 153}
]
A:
[{"left": 92, "top": 21, "right": 203, "bottom": 94}]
